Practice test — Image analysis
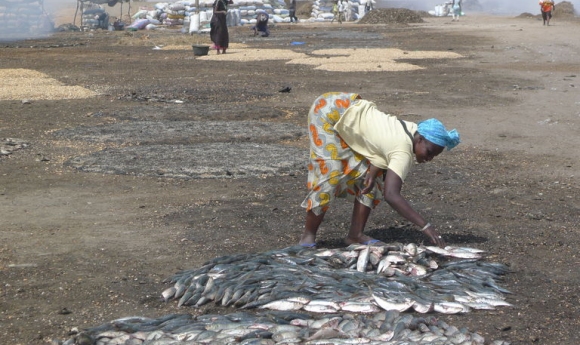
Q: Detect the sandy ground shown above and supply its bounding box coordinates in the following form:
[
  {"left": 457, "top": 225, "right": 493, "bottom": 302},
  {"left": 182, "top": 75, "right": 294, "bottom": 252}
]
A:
[{"left": 0, "top": 6, "right": 579, "bottom": 345}]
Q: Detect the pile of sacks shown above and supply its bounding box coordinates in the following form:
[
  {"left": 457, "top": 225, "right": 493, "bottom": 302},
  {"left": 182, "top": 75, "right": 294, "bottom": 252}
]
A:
[
  {"left": 309, "top": 0, "right": 375, "bottom": 22},
  {"left": 127, "top": 0, "right": 291, "bottom": 31},
  {"left": 80, "top": 2, "right": 110, "bottom": 30},
  {"left": 0, "top": 0, "right": 53, "bottom": 37}
]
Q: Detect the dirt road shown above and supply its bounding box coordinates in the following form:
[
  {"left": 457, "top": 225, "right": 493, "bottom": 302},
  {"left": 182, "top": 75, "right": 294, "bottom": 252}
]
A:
[{"left": 0, "top": 12, "right": 579, "bottom": 345}]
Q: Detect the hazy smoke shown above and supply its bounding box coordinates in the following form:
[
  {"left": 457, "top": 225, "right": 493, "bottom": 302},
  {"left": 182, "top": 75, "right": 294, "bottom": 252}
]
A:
[
  {"left": 379, "top": 0, "right": 577, "bottom": 15},
  {"left": 43, "top": 0, "right": 73, "bottom": 8},
  {"left": 0, "top": 0, "right": 55, "bottom": 41},
  {"left": 2, "top": 0, "right": 576, "bottom": 42},
  {"left": 0, "top": 0, "right": 115, "bottom": 41},
  {"left": 0, "top": 0, "right": 85, "bottom": 41}
]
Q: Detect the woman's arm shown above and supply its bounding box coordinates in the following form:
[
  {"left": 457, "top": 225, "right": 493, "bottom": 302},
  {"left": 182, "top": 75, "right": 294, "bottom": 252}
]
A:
[{"left": 383, "top": 169, "right": 446, "bottom": 247}]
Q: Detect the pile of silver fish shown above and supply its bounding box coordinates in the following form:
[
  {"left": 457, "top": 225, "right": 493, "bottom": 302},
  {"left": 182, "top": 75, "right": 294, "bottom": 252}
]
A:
[
  {"left": 59, "top": 309, "right": 510, "bottom": 345},
  {"left": 56, "top": 244, "right": 513, "bottom": 345},
  {"left": 161, "top": 244, "right": 512, "bottom": 315}
]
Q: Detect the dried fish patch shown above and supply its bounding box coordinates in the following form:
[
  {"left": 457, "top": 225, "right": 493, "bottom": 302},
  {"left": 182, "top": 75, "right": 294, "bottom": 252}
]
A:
[
  {"left": 65, "top": 143, "right": 307, "bottom": 179},
  {"left": 53, "top": 121, "right": 305, "bottom": 145}
]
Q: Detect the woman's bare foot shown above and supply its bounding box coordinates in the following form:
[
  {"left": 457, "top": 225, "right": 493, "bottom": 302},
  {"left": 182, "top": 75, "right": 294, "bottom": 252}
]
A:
[
  {"left": 344, "top": 235, "right": 381, "bottom": 245},
  {"left": 299, "top": 233, "right": 316, "bottom": 246}
]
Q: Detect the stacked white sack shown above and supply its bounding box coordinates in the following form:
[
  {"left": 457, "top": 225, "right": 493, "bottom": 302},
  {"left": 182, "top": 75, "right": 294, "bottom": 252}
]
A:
[
  {"left": 128, "top": 0, "right": 292, "bottom": 31},
  {"left": 309, "top": 0, "right": 375, "bottom": 22}
]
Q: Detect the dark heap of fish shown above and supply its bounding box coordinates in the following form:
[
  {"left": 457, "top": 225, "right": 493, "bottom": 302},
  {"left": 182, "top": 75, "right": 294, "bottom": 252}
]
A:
[
  {"left": 162, "top": 243, "right": 512, "bottom": 315},
  {"left": 59, "top": 309, "right": 510, "bottom": 345}
]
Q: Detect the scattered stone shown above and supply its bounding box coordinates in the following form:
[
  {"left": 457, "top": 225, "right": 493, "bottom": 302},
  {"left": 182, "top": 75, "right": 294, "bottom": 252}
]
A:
[{"left": 0, "top": 138, "right": 29, "bottom": 158}]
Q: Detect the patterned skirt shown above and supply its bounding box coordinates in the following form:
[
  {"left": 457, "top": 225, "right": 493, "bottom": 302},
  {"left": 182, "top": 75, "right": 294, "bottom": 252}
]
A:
[{"left": 301, "top": 92, "right": 383, "bottom": 215}]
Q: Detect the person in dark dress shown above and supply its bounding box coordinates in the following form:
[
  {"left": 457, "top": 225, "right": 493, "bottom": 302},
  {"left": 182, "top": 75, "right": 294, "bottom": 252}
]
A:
[
  {"left": 288, "top": 0, "right": 298, "bottom": 23},
  {"left": 210, "top": 0, "right": 233, "bottom": 54}
]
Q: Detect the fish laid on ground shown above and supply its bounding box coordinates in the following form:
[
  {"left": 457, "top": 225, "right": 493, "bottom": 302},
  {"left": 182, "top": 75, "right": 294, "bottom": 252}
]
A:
[
  {"left": 54, "top": 309, "right": 505, "bottom": 345},
  {"left": 158, "top": 242, "right": 511, "bottom": 318}
]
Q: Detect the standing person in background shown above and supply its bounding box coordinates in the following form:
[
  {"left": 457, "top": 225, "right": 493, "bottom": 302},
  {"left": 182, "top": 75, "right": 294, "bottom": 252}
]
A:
[
  {"left": 451, "top": 0, "right": 461, "bottom": 21},
  {"left": 288, "top": 0, "right": 298, "bottom": 23},
  {"left": 346, "top": 1, "right": 353, "bottom": 22},
  {"left": 96, "top": 12, "right": 109, "bottom": 29},
  {"left": 299, "top": 92, "right": 460, "bottom": 248},
  {"left": 337, "top": 0, "right": 347, "bottom": 24},
  {"left": 210, "top": 0, "right": 233, "bottom": 54},
  {"left": 364, "top": 0, "right": 373, "bottom": 14},
  {"left": 331, "top": 1, "right": 339, "bottom": 23},
  {"left": 539, "top": 0, "right": 555, "bottom": 26}
]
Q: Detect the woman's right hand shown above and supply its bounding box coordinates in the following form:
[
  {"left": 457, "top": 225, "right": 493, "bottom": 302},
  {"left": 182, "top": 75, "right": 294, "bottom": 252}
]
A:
[{"left": 423, "top": 224, "right": 446, "bottom": 248}]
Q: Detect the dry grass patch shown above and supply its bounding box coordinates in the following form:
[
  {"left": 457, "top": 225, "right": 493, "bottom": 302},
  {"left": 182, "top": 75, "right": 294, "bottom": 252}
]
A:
[
  {"left": 196, "top": 48, "right": 305, "bottom": 61},
  {"left": 0, "top": 69, "right": 98, "bottom": 101},
  {"left": 292, "top": 48, "right": 463, "bottom": 72},
  {"left": 195, "top": 47, "right": 462, "bottom": 72}
]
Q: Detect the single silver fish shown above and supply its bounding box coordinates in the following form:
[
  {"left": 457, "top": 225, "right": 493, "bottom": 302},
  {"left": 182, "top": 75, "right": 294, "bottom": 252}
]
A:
[
  {"left": 383, "top": 254, "right": 407, "bottom": 265},
  {"left": 161, "top": 286, "right": 176, "bottom": 302},
  {"left": 259, "top": 300, "right": 305, "bottom": 311},
  {"left": 339, "top": 301, "right": 380, "bottom": 313},
  {"left": 356, "top": 245, "right": 371, "bottom": 272},
  {"left": 403, "top": 243, "right": 418, "bottom": 256},
  {"left": 433, "top": 302, "right": 470, "bottom": 314},
  {"left": 412, "top": 300, "right": 435, "bottom": 314},
  {"left": 372, "top": 294, "right": 414, "bottom": 312}
]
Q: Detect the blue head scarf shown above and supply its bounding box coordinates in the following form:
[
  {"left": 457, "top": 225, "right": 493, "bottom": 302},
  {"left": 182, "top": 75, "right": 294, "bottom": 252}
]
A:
[{"left": 417, "top": 118, "right": 461, "bottom": 150}]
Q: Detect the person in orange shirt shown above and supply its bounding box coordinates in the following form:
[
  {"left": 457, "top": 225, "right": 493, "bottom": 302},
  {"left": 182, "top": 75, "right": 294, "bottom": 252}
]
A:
[{"left": 539, "top": 0, "right": 555, "bottom": 26}]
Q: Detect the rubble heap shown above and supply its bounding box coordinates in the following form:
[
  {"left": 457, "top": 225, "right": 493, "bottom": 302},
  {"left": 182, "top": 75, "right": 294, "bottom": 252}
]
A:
[{"left": 358, "top": 8, "right": 425, "bottom": 25}]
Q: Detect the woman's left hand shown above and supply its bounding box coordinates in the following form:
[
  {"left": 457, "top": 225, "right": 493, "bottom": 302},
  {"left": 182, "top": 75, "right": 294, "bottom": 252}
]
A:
[
  {"left": 423, "top": 225, "right": 446, "bottom": 248},
  {"left": 360, "top": 173, "right": 376, "bottom": 195},
  {"left": 360, "top": 164, "right": 382, "bottom": 195}
]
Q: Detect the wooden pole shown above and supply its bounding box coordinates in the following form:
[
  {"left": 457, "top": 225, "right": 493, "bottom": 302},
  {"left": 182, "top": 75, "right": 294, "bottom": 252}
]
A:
[
  {"left": 74, "top": 0, "right": 79, "bottom": 25},
  {"left": 80, "top": 1, "right": 84, "bottom": 27}
]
